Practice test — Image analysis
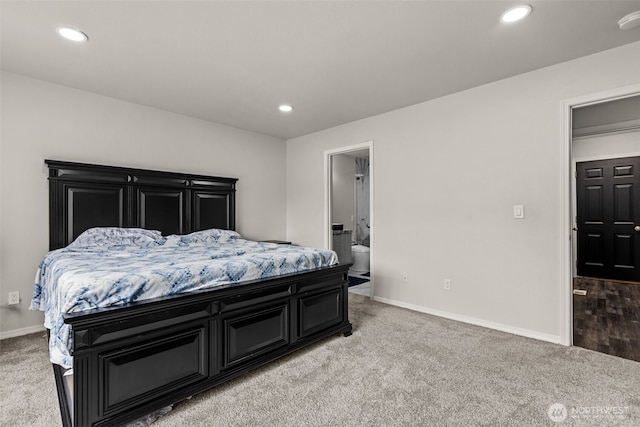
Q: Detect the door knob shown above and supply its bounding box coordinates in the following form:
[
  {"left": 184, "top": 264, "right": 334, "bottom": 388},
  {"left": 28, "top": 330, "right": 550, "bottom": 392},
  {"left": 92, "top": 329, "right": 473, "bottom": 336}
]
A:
[{"left": 635, "top": 225, "right": 640, "bottom": 232}]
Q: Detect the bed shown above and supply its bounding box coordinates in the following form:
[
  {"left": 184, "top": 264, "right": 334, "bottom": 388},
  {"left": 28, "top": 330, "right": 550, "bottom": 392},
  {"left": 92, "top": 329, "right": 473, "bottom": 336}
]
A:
[{"left": 35, "top": 160, "right": 353, "bottom": 427}]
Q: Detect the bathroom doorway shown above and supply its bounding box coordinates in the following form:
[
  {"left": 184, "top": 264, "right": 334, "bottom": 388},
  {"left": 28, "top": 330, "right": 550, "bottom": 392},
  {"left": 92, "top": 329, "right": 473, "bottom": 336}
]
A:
[{"left": 325, "top": 141, "right": 374, "bottom": 298}]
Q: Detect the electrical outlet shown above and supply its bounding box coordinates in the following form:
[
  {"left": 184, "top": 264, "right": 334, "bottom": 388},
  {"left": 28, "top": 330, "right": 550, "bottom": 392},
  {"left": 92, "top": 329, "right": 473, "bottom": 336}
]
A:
[
  {"left": 8, "top": 291, "right": 20, "bottom": 305},
  {"left": 444, "top": 279, "right": 451, "bottom": 291},
  {"left": 402, "top": 272, "right": 408, "bottom": 283}
]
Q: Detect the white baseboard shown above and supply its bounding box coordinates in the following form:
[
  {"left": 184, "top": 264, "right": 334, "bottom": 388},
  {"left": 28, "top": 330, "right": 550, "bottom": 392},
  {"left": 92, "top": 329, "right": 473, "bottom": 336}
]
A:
[
  {"left": 371, "top": 296, "right": 562, "bottom": 345},
  {"left": 0, "top": 324, "right": 46, "bottom": 341}
]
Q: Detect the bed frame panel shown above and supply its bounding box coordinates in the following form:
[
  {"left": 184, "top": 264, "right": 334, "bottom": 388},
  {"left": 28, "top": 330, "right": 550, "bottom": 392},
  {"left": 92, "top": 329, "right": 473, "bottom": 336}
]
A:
[
  {"left": 47, "top": 159, "right": 237, "bottom": 249},
  {"left": 45, "top": 160, "right": 352, "bottom": 427}
]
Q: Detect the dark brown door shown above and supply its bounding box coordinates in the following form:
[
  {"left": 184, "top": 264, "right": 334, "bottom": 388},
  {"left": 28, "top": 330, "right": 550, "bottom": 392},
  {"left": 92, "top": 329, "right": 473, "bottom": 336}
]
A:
[{"left": 576, "top": 156, "right": 640, "bottom": 282}]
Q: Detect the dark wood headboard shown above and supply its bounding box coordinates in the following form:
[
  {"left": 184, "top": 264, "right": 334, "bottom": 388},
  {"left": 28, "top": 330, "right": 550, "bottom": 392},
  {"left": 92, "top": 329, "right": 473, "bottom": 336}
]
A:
[{"left": 46, "top": 160, "right": 238, "bottom": 250}]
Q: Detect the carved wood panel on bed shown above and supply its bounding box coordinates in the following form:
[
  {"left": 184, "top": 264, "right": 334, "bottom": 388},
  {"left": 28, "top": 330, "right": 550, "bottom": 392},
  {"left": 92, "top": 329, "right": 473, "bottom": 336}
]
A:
[
  {"left": 47, "top": 159, "right": 236, "bottom": 249},
  {"left": 44, "top": 160, "right": 352, "bottom": 427}
]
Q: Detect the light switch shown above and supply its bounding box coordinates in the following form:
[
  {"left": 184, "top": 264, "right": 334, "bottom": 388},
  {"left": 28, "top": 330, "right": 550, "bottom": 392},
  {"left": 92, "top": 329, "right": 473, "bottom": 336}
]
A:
[{"left": 513, "top": 205, "right": 524, "bottom": 219}]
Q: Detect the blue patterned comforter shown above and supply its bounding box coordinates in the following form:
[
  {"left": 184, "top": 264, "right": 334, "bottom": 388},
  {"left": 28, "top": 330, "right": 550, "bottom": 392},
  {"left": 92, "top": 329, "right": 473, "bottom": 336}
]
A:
[{"left": 30, "top": 228, "right": 338, "bottom": 368}]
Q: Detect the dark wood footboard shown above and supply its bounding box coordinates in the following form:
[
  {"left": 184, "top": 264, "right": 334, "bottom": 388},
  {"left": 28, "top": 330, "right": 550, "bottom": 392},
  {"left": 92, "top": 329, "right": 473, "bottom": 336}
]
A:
[{"left": 54, "top": 264, "right": 352, "bottom": 427}]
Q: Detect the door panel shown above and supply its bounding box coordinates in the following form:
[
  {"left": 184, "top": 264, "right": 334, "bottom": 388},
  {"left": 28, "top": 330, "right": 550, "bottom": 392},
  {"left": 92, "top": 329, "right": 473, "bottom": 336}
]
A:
[
  {"left": 584, "top": 233, "right": 604, "bottom": 267},
  {"left": 576, "top": 157, "right": 640, "bottom": 282},
  {"left": 585, "top": 184, "right": 604, "bottom": 223},
  {"left": 613, "top": 234, "right": 634, "bottom": 268},
  {"left": 614, "top": 184, "right": 633, "bottom": 221}
]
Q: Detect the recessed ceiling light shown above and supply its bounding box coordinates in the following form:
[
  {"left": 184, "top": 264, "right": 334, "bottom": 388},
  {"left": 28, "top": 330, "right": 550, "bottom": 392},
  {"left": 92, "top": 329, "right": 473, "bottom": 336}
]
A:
[
  {"left": 56, "top": 26, "right": 88, "bottom": 42},
  {"left": 500, "top": 5, "right": 532, "bottom": 23},
  {"left": 618, "top": 10, "right": 640, "bottom": 30},
  {"left": 278, "top": 104, "right": 294, "bottom": 113}
]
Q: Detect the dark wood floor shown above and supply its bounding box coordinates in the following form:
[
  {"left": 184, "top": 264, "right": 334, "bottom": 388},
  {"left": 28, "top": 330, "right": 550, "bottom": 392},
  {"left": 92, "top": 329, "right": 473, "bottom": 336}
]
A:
[{"left": 573, "top": 276, "right": 640, "bottom": 362}]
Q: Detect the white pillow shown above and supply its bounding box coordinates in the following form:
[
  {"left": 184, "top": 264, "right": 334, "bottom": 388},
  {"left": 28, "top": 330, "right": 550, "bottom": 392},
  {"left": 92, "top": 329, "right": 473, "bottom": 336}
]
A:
[
  {"left": 68, "top": 227, "right": 164, "bottom": 248},
  {"left": 178, "top": 228, "right": 241, "bottom": 245}
]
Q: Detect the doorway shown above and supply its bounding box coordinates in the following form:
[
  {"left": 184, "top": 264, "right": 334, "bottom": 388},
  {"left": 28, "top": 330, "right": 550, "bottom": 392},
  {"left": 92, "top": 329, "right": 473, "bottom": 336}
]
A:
[
  {"left": 569, "top": 93, "right": 640, "bottom": 361},
  {"left": 325, "top": 141, "right": 374, "bottom": 298}
]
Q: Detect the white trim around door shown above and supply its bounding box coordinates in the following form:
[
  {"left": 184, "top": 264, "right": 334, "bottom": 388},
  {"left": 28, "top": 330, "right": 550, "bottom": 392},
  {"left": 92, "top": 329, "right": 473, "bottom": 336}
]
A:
[{"left": 560, "top": 83, "right": 640, "bottom": 346}]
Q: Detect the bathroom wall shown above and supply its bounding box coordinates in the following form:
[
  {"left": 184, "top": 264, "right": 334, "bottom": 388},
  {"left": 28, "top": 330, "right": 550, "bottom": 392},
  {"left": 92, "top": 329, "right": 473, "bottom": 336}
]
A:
[
  {"left": 331, "top": 154, "right": 355, "bottom": 233},
  {"left": 354, "top": 156, "right": 370, "bottom": 246}
]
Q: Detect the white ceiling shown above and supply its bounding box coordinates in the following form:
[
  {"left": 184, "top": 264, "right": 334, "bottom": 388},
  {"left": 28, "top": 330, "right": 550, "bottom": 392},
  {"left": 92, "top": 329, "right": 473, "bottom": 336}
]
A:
[{"left": 2, "top": 1, "right": 640, "bottom": 140}]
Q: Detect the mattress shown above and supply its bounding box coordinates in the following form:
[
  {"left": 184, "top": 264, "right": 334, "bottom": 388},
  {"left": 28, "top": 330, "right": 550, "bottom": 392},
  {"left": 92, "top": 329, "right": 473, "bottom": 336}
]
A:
[{"left": 30, "top": 228, "right": 338, "bottom": 368}]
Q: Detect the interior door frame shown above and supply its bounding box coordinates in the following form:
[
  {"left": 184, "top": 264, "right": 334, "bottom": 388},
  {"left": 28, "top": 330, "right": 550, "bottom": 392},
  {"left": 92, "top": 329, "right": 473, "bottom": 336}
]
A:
[
  {"left": 561, "top": 83, "right": 640, "bottom": 346},
  {"left": 324, "top": 140, "right": 374, "bottom": 296}
]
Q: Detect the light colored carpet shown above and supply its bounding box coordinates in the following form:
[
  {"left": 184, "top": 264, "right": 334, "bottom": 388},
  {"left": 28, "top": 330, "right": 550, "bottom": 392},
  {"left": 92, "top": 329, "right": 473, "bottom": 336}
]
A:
[{"left": 1, "top": 294, "right": 639, "bottom": 426}]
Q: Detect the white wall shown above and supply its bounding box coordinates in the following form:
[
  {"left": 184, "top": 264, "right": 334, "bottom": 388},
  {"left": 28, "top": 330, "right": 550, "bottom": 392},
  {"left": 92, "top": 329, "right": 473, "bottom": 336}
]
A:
[
  {"left": 286, "top": 41, "right": 640, "bottom": 343},
  {"left": 0, "top": 72, "right": 286, "bottom": 336},
  {"left": 572, "top": 130, "right": 640, "bottom": 161},
  {"left": 331, "top": 154, "right": 355, "bottom": 233}
]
